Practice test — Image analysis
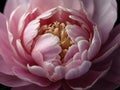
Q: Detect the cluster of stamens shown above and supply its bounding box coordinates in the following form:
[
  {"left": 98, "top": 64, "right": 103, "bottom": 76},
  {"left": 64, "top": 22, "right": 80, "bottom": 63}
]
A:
[{"left": 39, "top": 21, "right": 73, "bottom": 59}]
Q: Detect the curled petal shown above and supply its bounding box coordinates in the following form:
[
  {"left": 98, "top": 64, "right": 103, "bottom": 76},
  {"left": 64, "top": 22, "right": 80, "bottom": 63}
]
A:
[
  {"left": 64, "top": 45, "right": 79, "bottom": 62},
  {"left": 87, "top": 28, "right": 101, "bottom": 60},
  {"left": 23, "top": 19, "right": 40, "bottom": 51},
  {"left": 66, "top": 25, "right": 89, "bottom": 42},
  {"left": 27, "top": 65, "right": 47, "bottom": 78},
  {"left": 32, "top": 33, "right": 61, "bottom": 61},
  {"left": 65, "top": 61, "right": 91, "bottom": 79}
]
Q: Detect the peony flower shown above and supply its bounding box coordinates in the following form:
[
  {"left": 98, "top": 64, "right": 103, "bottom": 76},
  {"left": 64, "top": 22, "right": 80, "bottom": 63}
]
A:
[{"left": 0, "top": 0, "right": 120, "bottom": 90}]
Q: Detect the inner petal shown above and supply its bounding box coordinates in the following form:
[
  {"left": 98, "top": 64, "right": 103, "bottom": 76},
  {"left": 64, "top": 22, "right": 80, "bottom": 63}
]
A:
[{"left": 39, "top": 21, "right": 74, "bottom": 59}]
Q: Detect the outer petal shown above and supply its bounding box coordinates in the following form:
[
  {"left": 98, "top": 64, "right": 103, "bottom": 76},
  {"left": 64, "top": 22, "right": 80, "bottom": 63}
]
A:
[
  {"left": 82, "top": 0, "right": 94, "bottom": 18},
  {"left": 29, "top": 0, "right": 82, "bottom": 13},
  {"left": 92, "top": 0, "right": 117, "bottom": 43},
  {"left": 0, "top": 13, "right": 15, "bottom": 65},
  {"left": 66, "top": 68, "right": 109, "bottom": 89},
  {"left": 12, "top": 83, "right": 61, "bottom": 90},
  {"left": 9, "top": 5, "right": 28, "bottom": 40},
  {"left": 13, "top": 67, "right": 51, "bottom": 87},
  {"left": 90, "top": 47, "right": 120, "bottom": 90},
  {"left": 0, "top": 72, "right": 30, "bottom": 87},
  {"left": 4, "top": 0, "right": 29, "bottom": 18},
  {"left": 0, "top": 57, "right": 13, "bottom": 75}
]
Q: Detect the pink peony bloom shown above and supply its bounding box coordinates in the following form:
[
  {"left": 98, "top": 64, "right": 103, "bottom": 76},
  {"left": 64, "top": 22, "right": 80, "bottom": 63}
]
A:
[{"left": 0, "top": 0, "right": 120, "bottom": 90}]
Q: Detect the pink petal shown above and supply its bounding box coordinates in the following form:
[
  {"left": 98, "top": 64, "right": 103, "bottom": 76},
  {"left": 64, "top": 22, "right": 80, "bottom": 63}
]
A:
[
  {"left": 18, "top": 8, "right": 40, "bottom": 37},
  {"left": 87, "top": 28, "right": 101, "bottom": 60},
  {"left": 12, "top": 83, "right": 61, "bottom": 90},
  {"left": 31, "top": 50, "right": 43, "bottom": 66},
  {"left": 92, "top": 0, "right": 117, "bottom": 43},
  {"left": 0, "top": 13, "right": 7, "bottom": 32},
  {"left": 65, "top": 61, "right": 91, "bottom": 79},
  {"left": 64, "top": 45, "right": 79, "bottom": 62},
  {"left": 0, "top": 57, "right": 13, "bottom": 75},
  {"left": 0, "top": 72, "right": 30, "bottom": 87},
  {"left": 27, "top": 65, "right": 47, "bottom": 78},
  {"left": 60, "top": 0, "right": 82, "bottom": 11},
  {"left": 77, "top": 40, "right": 89, "bottom": 54},
  {"left": 30, "top": 0, "right": 82, "bottom": 13},
  {"left": 23, "top": 19, "right": 40, "bottom": 51},
  {"left": 83, "top": 0, "right": 94, "bottom": 18},
  {"left": 0, "top": 30, "right": 15, "bottom": 66},
  {"left": 4, "top": 0, "right": 29, "bottom": 18},
  {"left": 16, "top": 39, "right": 32, "bottom": 60},
  {"left": 92, "top": 44, "right": 118, "bottom": 64},
  {"left": 66, "top": 25, "right": 89, "bottom": 42},
  {"left": 32, "top": 33, "right": 61, "bottom": 61},
  {"left": 66, "top": 68, "right": 109, "bottom": 89},
  {"left": 13, "top": 67, "right": 51, "bottom": 87},
  {"left": 50, "top": 66, "right": 65, "bottom": 81},
  {"left": 65, "top": 59, "right": 82, "bottom": 71},
  {"left": 9, "top": 5, "right": 27, "bottom": 40}
]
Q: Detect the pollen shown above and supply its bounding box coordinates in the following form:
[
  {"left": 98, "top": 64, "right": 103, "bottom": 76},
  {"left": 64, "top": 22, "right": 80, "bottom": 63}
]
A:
[{"left": 40, "top": 21, "right": 73, "bottom": 59}]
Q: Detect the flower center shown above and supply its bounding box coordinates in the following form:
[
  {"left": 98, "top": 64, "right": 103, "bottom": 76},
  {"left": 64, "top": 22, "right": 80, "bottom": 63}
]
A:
[{"left": 39, "top": 21, "right": 73, "bottom": 59}]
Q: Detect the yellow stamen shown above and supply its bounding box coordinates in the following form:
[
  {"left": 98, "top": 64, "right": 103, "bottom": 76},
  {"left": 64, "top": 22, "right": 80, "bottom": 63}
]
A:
[{"left": 40, "top": 21, "right": 73, "bottom": 59}]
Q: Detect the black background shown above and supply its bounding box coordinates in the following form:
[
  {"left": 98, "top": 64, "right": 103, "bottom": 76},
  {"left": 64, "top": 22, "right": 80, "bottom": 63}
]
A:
[{"left": 0, "top": 0, "right": 120, "bottom": 90}]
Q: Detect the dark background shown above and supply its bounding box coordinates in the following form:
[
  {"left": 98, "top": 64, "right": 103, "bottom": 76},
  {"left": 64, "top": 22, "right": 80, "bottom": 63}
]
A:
[{"left": 0, "top": 0, "right": 120, "bottom": 90}]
